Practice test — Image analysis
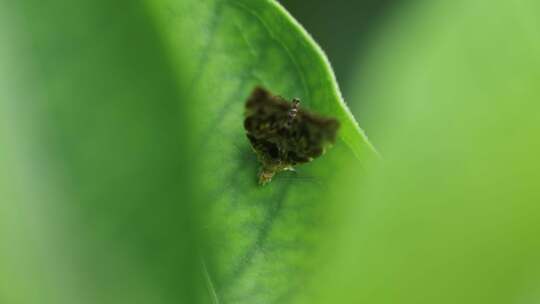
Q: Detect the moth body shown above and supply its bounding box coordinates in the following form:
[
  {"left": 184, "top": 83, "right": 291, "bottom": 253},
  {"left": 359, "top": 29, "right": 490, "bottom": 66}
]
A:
[{"left": 244, "top": 86, "right": 339, "bottom": 185}]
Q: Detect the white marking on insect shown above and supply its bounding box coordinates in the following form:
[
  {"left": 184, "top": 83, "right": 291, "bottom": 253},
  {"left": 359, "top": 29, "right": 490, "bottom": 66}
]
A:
[{"left": 286, "top": 98, "right": 300, "bottom": 128}]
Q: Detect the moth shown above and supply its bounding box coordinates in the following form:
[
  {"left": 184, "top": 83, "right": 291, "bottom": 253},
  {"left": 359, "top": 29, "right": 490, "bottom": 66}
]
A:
[{"left": 244, "top": 86, "right": 340, "bottom": 185}]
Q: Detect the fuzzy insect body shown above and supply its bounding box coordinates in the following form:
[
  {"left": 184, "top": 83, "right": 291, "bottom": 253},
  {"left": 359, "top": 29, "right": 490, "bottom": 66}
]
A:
[
  {"left": 286, "top": 98, "right": 300, "bottom": 128},
  {"left": 244, "top": 86, "right": 340, "bottom": 185}
]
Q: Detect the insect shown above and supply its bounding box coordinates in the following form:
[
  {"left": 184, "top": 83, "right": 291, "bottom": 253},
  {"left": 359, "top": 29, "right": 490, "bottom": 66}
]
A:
[{"left": 244, "top": 86, "right": 340, "bottom": 185}]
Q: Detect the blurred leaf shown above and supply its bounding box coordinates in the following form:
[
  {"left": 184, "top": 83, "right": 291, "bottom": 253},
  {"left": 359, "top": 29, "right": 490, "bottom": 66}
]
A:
[
  {"left": 145, "top": 0, "right": 376, "bottom": 303},
  {"left": 0, "top": 1, "right": 201, "bottom": 304},
  {"left": 315, "top": 1, "right": 540, "bottom": 303}
]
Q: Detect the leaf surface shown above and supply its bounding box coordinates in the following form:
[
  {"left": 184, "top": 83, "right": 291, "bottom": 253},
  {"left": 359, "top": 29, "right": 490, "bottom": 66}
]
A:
[{"left": 146, "top": 0, "right": 376, "bottom": 303}]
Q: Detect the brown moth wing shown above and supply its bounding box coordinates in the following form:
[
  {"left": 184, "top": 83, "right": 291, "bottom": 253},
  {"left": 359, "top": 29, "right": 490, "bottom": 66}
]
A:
[
  {"left": 283, "top": 110, "right": 340, "bottom": 164},
  {"left": 244, "top": 86, "right": 340, "bottom": 169},
  {"left": 244, "top": 87, "right": 290, "bottom": 138},
  {"left": 244, "top": 87, "right": 290, "bottom": 161}
]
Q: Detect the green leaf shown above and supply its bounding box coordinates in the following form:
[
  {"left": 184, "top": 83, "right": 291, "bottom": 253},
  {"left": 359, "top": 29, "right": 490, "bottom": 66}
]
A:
[
  {"left": 0, "top": 1, "right": 202, "bottom": 304},
  {"left": 312, "top": 1, "right": 540, "bottom": 303},
  {"left": 146, "top": 0, "right": 376, "bottom": 303}
]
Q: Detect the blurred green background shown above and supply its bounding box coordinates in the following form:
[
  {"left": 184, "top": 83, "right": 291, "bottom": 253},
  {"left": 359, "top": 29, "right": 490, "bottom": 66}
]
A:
[
  {"left": 280, "top": 0, "right": 398, "bottom": 91},
  {"left": 1, "top": 0, "right": 539, "bottom": 303}
]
